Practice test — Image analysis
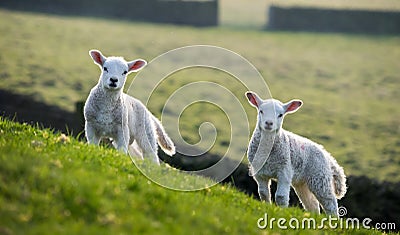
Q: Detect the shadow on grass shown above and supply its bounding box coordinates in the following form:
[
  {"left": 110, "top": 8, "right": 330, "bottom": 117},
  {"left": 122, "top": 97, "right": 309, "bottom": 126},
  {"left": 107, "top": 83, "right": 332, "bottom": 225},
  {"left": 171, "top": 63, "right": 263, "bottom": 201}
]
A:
[{"left": 1, "top": 89, "right": 399, "bottom": 232}]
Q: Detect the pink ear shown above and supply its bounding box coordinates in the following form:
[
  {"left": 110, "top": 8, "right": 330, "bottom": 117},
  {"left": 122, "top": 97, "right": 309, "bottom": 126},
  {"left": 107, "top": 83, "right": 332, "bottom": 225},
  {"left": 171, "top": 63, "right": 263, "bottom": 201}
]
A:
[
  {"left": 89, "top": 50, "right": 105, "bottom": 66},
  {"left": 128, "top": 59, "right": 147, "bottom": 72},
  {"left": 246, "top": 92, "right": 259, "bottom": 107},
  {"left": 285, "top": 100, "right": 303, "bottom": 113}
]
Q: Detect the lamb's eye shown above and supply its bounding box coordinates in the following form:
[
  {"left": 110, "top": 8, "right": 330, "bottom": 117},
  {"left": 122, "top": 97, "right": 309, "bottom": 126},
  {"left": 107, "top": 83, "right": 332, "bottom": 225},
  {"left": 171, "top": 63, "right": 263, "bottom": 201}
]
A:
[
  {"left": 259, "top": 110, "right": 263, "bottom": 114},
  {"left": 103, "top": 67, "right": 108, "bottom": 72},
  {"left": 278, "top": 113, "right": 283, "bottom": 118},
  {"left": 123, "top": 71, "right": 128, "bottom": 75}
]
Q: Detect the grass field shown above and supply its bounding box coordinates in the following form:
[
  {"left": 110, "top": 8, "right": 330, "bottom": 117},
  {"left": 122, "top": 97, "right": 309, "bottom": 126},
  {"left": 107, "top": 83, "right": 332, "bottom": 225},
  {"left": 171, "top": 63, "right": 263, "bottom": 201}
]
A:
[
  {"left": 0, "top": 118, "right": 383, "bottom": 234},
  {"left": 0, "top": 7, "right": 399, "bottom": 185}
]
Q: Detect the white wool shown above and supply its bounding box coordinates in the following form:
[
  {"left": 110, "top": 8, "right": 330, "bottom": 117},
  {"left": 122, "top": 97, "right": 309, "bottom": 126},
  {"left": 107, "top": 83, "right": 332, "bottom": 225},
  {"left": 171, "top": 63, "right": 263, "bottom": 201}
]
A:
[{"left": 84, "top": 50, "right": 175, "bottom": 164}]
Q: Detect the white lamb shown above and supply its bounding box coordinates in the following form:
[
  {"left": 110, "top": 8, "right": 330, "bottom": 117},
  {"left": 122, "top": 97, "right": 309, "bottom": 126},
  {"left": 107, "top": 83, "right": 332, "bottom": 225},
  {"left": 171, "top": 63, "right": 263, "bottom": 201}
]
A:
[
  {"left": 84, "top": 49, "right": 175, "bottom": 164},
  {"left": 245, "top": 91, "right": 346, "bottom": 215}
]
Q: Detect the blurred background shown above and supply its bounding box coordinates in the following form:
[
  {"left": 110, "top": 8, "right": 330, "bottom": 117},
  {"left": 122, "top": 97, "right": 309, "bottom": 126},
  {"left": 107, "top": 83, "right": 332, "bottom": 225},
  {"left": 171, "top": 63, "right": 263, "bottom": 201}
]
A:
[{"left": 0, "top": 0, "right": 399, "bottom": 230}]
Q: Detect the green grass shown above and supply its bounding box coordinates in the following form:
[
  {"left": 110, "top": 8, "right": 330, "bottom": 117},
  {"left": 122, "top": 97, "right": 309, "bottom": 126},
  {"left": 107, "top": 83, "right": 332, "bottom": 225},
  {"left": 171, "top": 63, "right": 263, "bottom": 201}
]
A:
[
  {"left": 0, "top": 9, "right": 399, "bottom": 183},
  {"left": 0, "top": 118, "right": 383, "bottom": 234}
]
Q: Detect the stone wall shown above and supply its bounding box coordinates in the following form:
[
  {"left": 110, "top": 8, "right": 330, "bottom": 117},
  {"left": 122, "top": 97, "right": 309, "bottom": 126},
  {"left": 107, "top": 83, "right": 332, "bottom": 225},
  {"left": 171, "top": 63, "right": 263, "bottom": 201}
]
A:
[
  {"left": 0, "top": 0, "right": 218, "bottom": 27},
  {"left": 268, "top": 5, "right": 400, "bottom": 34}
]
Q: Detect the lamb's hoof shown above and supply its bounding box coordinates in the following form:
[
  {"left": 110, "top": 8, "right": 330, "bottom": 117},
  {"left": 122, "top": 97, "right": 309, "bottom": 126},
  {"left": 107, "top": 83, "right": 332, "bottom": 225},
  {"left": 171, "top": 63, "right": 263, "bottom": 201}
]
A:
[
  {"left": 259, "top": 193, "right": 271, "bottom": 203},
  {"left": 275, "top": 195, "right": 289, "bottom": 207}
]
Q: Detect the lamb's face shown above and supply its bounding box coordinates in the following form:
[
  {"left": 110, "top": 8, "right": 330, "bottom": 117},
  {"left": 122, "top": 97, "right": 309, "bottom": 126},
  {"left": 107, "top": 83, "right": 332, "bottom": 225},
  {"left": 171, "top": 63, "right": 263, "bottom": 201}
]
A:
[
  {"left": 89, "top": 49, "right": 147, "bottom": 92},
  {"left": 245, "top": 91, "right": 303, "bottom": 133},
  {"left": 101, "top": 57, "right": 128, "bottom": 90},
  {"left": 257, "top": 100, "right": 285, "bottom": 133}
]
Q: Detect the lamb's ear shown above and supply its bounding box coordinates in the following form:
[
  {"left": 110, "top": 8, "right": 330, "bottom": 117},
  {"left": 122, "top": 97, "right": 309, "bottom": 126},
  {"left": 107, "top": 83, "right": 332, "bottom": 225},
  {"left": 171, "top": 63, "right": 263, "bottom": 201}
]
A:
[
  {"left": 245, "top": 91, "right": 263, "bottom": 108},
  {"left": 89, "top": 50, "right": 106, "bottom": 67},
  {"left": 127, "top": 59, "right": 147, "bottom": 73},
  {"left": 283, "top": 99, "right": 303, "bottom": 114}
]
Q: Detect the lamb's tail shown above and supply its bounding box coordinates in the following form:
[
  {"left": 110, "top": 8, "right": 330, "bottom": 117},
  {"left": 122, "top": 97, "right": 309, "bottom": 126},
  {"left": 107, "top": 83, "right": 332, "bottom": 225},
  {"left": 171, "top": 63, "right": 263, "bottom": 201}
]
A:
[
  {"left": 152, "top": 116, "right": 176, "bottom": 156},
  {"left": 330, "top": 157, "right": 347, "bottom": 199}
]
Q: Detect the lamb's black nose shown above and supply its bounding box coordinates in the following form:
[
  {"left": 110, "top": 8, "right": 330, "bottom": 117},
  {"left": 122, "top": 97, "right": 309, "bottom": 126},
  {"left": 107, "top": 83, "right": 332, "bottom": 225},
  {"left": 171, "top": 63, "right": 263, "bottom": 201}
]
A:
[
  {"left": 265, "top": 121, "right": 273, "bottom": 126},
  {"left": 110, "top": 77, "right": 118, "bottom": 83}
]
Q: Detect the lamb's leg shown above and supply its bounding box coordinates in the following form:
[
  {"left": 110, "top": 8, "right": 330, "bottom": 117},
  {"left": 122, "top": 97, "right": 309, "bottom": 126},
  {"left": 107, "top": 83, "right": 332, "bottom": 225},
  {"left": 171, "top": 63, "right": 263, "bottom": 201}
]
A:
[
  {"left": 135, "top": 119, "right": 159, "bottom": 165},
  {"left": 314, "top": 193, "right": 338, "bottom": 215},
  {"left": 113, "top": 126, "right": 129, "bottom": 154},
  {"left": 137, "top": 138, "right": 159, "bottom": 165},
  {"left": 307, "top": 176, "right": 338, "bottom": 216},
  {"left": 128, "top": 140, "right": 144, "bottom": 160},
  {"left": 293, "top": 183, "right": 320, "bottom": 214},
  {"left": 85, "top": 122, "right": 101, "bottom": 145},
  {"left": 275, "top": 175, "right": 291, "bottom": 207},
  {"left": 254, "top": 174, "right": 271, "bottom": 203},
  {"left": 139, "top": 138, "right": 159, "bottom": 165}
]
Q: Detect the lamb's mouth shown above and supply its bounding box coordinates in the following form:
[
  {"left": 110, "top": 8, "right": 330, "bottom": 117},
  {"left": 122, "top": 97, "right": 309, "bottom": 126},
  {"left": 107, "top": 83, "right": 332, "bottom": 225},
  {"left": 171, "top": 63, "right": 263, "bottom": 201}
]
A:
[
  {"left": 263, "top": 126, "right": 274, "bottom": 132},
  {"left": 109, "top": 83, "right": 117, "bottom": 88}
]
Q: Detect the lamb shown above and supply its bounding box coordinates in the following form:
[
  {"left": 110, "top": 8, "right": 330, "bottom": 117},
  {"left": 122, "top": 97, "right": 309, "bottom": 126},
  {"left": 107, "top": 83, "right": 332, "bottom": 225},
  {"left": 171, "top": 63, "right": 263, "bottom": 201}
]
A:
[
  {"left": 84, "top": 49, "right": 175, "bottom": 164},
  {"left": 245, "top": 91, "right": 346, "bottom": 215}
]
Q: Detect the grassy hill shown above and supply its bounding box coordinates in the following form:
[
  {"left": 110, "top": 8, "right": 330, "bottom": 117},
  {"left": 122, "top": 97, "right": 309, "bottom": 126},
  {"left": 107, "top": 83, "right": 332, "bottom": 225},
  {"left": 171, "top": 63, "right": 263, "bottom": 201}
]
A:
[
  {"left": 0, "top": 9, "right": 399, "bottom": 182},
  {"left": 0, "top": 118, "right": 383, "bottom": 234}
]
